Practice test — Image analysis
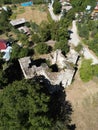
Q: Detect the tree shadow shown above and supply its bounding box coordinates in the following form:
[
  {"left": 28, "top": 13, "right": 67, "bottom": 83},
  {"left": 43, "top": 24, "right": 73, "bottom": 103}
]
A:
[
  {"left": 68, "top": 30, "right": 73, "bottom": 34},
  {"left": 34, "top": 75, "right": 76, "bottom": 130},
  {"left": 50, "top": 64, "right": 59, "bottom": 72},
  {"left": 5, "top": 59, "right": 23, "bottom": 84},
  {"left": 31, "top": 58, "right": 47, "bottom": 67},
  {"left": 68, "top": 124, "right": 76, "bottom": 130}
]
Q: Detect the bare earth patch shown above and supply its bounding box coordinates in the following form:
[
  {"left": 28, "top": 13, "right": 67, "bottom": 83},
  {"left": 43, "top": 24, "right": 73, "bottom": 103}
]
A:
[
  {"left": 66, "top": 67, "right": 98, "bottom": 130},
  {"left": 15, "top": 5, "right": 48, "bottom": 25}
]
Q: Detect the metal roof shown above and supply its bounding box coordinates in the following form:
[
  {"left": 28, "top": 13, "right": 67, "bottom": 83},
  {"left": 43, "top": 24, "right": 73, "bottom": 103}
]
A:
[{"left": 10, "top": 18, "right": 26, "bottom": 26}]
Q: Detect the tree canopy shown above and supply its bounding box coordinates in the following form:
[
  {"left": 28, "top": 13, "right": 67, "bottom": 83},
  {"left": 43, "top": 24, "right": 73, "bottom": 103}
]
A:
[
  {"left": 0, "top": 79, "right": 73, "bottom": 130},
  {"left": 35, "top": 42, "right": 50, "bottom": 54},
  {"left": 71, "top": 0, "right": 96, "bottom": 12},
  {"left": 0, "top": 80, "right": 51, "bottom": 130},
  {"left": 54, "top": 40, "right": 69, "bottom": 54},
  {"left": 53, "top": 0, "right": 62, "bottom": 14},
  {"left": 0, "top": 9, "right": 11, "bottom": 33}
]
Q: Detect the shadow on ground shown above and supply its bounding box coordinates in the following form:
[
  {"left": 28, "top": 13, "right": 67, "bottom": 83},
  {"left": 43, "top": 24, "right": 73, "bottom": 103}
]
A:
[{"left": 34, "top": 75, "right": 76, "bottom": 130}]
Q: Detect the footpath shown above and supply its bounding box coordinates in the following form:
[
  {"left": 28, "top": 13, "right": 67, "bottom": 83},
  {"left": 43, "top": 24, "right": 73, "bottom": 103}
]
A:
[{"left": 69, "top": 20, "right": 98, "bottom": 65}]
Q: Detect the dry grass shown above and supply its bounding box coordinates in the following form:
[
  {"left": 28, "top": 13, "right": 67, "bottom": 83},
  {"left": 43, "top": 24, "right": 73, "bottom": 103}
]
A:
[
  {"left": 11, "top": 5, "right": 48, "bottom": 25},
  {"left": 66, "top": 61, "right": 98, "bottom": 130},
  {"left": 0, "top": 34, "right": 7, "bottom": 39}
]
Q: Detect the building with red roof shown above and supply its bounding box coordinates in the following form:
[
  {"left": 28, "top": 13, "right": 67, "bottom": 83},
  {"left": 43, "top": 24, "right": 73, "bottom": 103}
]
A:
[{"left": 0, "top": 40, "right": 7, "bottom": 50}]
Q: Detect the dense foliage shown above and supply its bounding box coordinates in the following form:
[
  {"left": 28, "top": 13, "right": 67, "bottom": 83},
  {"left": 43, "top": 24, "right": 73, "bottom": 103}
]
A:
[
  {"left": 54, "top": 40, "right": 69, "bottom": 54},
  {"left": 40, "top": 21, "right": 51, "bottom": 42},
  {"left": 77, "top": 23, "right": 89, "bottom": 39},
  {"left": 0, "top": 8, "right": 12, "bottom": 34},
  {"left": 35, "top": 43, "right": 50, "bottom": 54},
  {"left": 0, "top": 80, "right": 51, "bottom": 129},
  {"left": 71, "top": 0, "right": 96, "bottom": 11},
  {"left": 77, "top": 17, "right": 98, "bottom": 56},
  {"left": 53, "top": 0, "right": 62, "bottom": 14},
  {"left": 11, "top": 44, "right": 33, "bottom": 60},
  {"left": 0, "top": 79, "right": 73, "bottom": 130},
  {"left": 0, "top": 70, "right": 8, "bottom": 88}
]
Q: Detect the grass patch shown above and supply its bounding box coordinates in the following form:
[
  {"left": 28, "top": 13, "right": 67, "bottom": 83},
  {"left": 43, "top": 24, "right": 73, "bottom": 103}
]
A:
[
  {"left": 79, "top": 59, "right": 93, "bottom": 82},
  {"left": 18, "top": 7, "right": 25, "bottom": 14},
  {"left": 82, "top": 92, "right": 98, "bottom": 108},
  {"left": 10, "top": 13, "right": 17, "bottom": 19}
]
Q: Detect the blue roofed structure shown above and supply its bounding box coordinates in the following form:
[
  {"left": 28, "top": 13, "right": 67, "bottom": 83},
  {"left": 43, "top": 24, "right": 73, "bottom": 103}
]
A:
[{"left": 21, "top": 1, "right": 33, "bottom": 7}]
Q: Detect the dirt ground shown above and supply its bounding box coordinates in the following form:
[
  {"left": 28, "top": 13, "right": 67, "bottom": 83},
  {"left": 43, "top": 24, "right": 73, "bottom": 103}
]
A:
[
  {"left": 66, "top": 61, "right": 98, "bottom": 130},
  {"left": 15, "top": 5, "right": 48, "bottom": 25}
]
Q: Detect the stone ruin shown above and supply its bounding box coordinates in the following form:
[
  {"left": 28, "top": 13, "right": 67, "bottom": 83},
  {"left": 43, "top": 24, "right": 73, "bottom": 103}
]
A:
[{"left": 18, "top": 49, "right": 79, "bottom": 88}]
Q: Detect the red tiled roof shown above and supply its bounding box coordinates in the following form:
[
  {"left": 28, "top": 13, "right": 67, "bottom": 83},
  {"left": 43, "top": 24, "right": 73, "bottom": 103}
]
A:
[{"left": 0, "top": 40, "right": 7, "bottom": 50}]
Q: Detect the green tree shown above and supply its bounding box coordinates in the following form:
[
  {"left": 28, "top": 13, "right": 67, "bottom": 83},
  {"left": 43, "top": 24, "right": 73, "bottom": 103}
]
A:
[
  {"left": 56, "top": 28, "right": 70, "bottom": 41},
  {"left": 0, "top": 79, "right": 51, "bottom": 130},
  {"left": 78, "top": 24, "right": 89, "bottom": 39},
  {"left": 40, "top": 21, "right": 51, "bottom": 42},
  {"left": 17, "top": 33, "right": 29, "bottom": 46},
  {"left": 0, "top": 10, "right": 11, "bottom": 33},
  {"left": 0, "top": 70, "right": 8, "bottom": 88},
  {"left": 18, "top": 48, "right": 29, "bottom": 58},
  {"left": 0, "top": 79, "right": 73, "bottom": 130},
  {"left": 11, "top": 44, "right": 29, "bottom": 60},
  {"left": 66, "top": 9, "right": 75, "bottom": 21},
  {"left": 30, "top": 21, "right": 39, "bottom": 33},
  {"left": 35, "top": 42, "right": 50, "bottom": 54},
  {"left": 53, "top": 0, "right": 62, "bottom": 14},
  {"left": 88, "top": 37, "right": 98, "bottom": 56},
  {"left": 54, "top": 40, "right": 69, "bottom": 54},
  {"left": 11, "top": 44, "right": 20, "bottom": 59},
  {"left": 71, "top": 0, "right": 96, "bottom": 12},
  {"left": 50, "top": 21, "right": 59, "bottom": 40},
  {"left": 31, "top": 33, "right": 41, "bottom": 43}
]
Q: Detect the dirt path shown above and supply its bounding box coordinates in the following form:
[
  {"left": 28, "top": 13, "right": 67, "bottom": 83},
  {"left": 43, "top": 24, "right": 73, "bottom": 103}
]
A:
[
  {"left": 69, "top": 20, "right": 80, "bottom": 46},
  {"left": 69, "top": 20, "right": 98, "bottom": 64},
  {"left": 66, "top": 61, "right": 98, "bottom": 130}
]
